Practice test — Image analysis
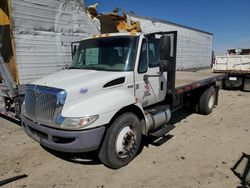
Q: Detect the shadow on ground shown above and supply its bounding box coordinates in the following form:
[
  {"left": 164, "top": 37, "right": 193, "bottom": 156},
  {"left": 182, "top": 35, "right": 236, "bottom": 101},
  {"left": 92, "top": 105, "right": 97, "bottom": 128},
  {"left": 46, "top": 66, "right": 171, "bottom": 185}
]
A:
[
  {"left": 137, "top": 107, "right": 193, "bottom": 159},
  {"left": 144, "top": 108, "right": 193, "bottom": 147},
  {"left": 231, "top": 153, "right": 250, "bottom": 188},
  {"left": 42, "top": 145, "right": 102, "bottom": 165}
]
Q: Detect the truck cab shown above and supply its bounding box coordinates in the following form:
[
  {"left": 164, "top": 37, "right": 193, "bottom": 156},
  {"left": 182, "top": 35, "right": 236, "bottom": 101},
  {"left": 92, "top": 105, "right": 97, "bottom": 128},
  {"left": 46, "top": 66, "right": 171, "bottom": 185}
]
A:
[{"left": 21, "top": 31, "right": 223, "bottom": 169}]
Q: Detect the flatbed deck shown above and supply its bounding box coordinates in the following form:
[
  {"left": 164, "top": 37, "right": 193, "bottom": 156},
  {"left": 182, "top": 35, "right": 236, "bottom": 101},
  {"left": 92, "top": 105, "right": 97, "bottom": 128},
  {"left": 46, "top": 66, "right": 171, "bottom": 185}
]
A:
[{"left": 175, "top": 69, "right": 226, "bottom": 93}]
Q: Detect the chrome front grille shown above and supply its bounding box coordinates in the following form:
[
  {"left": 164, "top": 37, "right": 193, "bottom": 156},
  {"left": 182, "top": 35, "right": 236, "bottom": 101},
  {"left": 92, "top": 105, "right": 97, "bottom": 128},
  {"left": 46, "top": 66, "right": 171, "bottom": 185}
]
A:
[
  {"left": 25, "top": 89, "right": 36, "bottom": 119},
  {"left": 24, "top": 85, "right": 67, "bottom": 125},
  {"left": 35, "top": 92, "right": 57, "bottom": 122}
]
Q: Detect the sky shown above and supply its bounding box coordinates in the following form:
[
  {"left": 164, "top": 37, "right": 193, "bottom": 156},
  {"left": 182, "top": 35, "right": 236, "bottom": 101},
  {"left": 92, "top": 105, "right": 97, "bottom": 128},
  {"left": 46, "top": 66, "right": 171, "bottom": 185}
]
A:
[{"left": 85, "top": 0, "right": 250, "bottom": 55}]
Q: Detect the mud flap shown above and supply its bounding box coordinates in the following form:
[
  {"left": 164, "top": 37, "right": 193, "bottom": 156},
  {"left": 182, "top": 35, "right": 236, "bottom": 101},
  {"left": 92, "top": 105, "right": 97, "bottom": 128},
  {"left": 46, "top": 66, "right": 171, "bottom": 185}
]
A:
[{"left": 243, "top": 77, "right": 250, "bottom": 91}]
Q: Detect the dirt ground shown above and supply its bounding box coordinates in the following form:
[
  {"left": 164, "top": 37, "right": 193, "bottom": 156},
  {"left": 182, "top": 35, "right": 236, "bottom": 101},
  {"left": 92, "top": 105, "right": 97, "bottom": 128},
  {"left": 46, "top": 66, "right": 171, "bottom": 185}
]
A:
[{"left": 0, "top": 90, "right": 250, "bottom": 188}]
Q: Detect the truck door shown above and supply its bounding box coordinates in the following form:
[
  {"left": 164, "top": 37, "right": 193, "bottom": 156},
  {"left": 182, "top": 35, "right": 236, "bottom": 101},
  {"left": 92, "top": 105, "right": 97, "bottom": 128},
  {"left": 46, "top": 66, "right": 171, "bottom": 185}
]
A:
[
  {"left": 135, "top": 35, "right": 166, "bottom": 107},
  {"left": 134, "top": 32, "right": 177, "bottom": 107}
]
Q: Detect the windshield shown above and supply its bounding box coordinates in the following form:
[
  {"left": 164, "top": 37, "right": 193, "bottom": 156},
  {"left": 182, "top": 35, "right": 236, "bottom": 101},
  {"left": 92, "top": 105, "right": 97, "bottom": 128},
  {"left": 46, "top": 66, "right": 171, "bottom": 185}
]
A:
[{"left": 71, "top": 36, "right": 138, "bottom": 71}]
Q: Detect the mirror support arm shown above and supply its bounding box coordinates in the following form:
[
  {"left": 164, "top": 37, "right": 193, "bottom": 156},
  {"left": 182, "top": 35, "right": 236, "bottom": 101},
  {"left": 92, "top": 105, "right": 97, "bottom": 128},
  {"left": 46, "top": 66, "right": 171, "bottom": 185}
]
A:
[{"left": 143, "top": 71, "right": 163, "bottom": 82}]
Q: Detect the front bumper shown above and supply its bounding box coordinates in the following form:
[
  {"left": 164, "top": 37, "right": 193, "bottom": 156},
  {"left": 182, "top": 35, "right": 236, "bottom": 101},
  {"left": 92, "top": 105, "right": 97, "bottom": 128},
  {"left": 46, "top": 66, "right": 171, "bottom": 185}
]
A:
[{"left": 21, "top": 115, "right": 106, "bottom": 153}]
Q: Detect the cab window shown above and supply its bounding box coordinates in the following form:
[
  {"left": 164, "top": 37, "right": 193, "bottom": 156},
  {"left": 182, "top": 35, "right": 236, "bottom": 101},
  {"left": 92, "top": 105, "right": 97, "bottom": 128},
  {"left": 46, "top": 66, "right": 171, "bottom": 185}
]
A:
[{"left": 138, "top": 37, "right": 160, "bottom": 74}]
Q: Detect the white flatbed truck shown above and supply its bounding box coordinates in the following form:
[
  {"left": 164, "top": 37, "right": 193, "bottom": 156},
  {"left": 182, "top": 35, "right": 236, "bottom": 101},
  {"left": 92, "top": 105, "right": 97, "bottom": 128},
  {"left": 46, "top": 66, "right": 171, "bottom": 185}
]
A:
[
  {"left": 0, "top": 0, "right": 215, "bottom": 121},
  {"left": 20, "top": 31, "right": 225, "bottom": 169},
  {"left": 213, "top": 49, "right": 250, "bottom": 91}
]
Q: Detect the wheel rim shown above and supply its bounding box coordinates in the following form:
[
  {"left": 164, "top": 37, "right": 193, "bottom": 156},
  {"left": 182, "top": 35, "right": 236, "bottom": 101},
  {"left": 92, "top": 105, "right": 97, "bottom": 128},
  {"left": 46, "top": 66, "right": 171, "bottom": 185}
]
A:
[
  {"left": 116, "top": 124, "right": 136, "bottom": 158},
  {"left": 208, "top": 94, "right": 215, "bottom": 109}
]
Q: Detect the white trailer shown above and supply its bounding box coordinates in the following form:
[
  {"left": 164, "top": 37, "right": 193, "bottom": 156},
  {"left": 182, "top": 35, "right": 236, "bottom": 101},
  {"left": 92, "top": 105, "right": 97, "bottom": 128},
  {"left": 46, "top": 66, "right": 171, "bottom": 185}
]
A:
[
  {"left": 127, "top": 13, "right": 213, "bottom": 70},
  {"left": 213, "top": 49, "right": 250, "bottom": 91},
  {"left": 8, "top": 0, "right": 99, "bottom": 85}
]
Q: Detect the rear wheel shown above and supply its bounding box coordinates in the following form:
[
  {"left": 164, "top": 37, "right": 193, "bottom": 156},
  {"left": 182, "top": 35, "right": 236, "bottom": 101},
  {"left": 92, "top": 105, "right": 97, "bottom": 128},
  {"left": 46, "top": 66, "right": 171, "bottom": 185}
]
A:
[
  {"left": 98, "top": 113, "right": 142, "bottom": 169},
  {"left": 199, "top": 86, "right": 216, "bottom": 115}
]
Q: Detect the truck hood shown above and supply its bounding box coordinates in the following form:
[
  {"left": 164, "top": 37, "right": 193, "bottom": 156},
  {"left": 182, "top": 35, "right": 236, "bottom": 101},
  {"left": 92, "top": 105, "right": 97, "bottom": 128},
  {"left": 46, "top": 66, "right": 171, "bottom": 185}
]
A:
[{"left": 33, "top": 69, "right": 132, "bottom": 103}]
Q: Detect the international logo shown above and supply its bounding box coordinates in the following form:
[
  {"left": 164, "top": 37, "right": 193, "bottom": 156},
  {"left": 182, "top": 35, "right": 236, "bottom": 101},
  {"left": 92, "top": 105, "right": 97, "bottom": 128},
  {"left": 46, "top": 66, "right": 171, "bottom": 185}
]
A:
[{"left": 34, "top": 85, "right": 41, "bottom": 97}]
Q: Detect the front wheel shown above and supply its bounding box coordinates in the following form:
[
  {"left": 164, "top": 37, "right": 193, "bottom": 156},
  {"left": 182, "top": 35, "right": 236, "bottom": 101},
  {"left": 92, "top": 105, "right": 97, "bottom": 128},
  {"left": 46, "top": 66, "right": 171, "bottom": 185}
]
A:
[{"left": 98, "top": 113, "right": 142, "bottom": 169}]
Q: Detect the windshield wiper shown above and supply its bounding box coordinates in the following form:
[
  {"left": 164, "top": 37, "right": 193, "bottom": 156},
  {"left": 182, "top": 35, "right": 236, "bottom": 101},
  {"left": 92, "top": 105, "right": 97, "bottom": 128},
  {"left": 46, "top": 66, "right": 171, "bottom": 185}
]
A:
[
  {"left": 68, "top": 66, "right": 107, "bottom": 70},
  {"left": 88, "top": 67, "right": 107, "bottom": 71},
  {"left": 68, "top": 66, "right": 82, "bottom": 69}
]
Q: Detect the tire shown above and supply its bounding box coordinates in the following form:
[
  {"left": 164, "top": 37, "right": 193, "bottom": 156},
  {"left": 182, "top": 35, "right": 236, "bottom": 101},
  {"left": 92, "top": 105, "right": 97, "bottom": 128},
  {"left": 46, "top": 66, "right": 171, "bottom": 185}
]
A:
[
  {"left": 98, "top": 113, "right": 142, "bottom": 169},
  {"left": 199, "top": 86, "right": 216, "bottom": 115},
  {"left": 187, "top": 93, "right": 199, "bottom": 113}
]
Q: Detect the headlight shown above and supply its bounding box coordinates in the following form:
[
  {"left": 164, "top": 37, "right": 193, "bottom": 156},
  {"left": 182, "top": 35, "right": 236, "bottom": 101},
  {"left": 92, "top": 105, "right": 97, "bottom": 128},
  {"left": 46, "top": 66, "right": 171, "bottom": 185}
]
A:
[{"left": 57, "top": 115, "right": 99, "bottom": 130}]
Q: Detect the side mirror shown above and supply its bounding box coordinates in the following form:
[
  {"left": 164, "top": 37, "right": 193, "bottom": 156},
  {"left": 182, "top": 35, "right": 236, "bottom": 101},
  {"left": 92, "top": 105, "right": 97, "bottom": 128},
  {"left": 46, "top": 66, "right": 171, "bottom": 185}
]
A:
[
  {"left": 71, "top": 44, "right": 78, "bottom": 60},
  {"left": 159, "top": 36, "right": 171, "bottom": 72},
  {"left": 73, "top": 45, "right": 77, "bottom": 55}
]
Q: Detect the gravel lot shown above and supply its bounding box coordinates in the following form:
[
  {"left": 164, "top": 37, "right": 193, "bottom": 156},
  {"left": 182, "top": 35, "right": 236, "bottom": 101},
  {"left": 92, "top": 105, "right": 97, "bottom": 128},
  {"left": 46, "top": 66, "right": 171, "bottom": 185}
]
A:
[{"left": 0, "top": 90, "right": 250, "bottom": 188}]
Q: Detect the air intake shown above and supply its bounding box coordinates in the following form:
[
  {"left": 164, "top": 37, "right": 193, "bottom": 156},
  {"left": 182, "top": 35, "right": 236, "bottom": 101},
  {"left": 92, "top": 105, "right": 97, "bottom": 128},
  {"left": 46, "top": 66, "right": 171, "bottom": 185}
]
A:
[{"left": 103, "top": 77, "right": 125, "bottom": 88}]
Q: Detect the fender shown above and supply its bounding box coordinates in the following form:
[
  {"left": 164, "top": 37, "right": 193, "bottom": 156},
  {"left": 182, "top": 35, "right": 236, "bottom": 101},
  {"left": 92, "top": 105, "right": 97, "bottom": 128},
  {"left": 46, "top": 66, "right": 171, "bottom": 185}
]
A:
[
  {"left": 61, "top": 88, "right": 138, "bottom": 128},
  {"left": 110, "top": 102, "right": 148, "bottom": 135}
]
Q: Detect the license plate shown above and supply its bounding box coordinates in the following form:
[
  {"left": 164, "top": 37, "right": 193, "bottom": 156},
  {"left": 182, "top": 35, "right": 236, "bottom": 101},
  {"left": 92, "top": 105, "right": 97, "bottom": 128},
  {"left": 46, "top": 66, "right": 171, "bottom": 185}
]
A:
[
  {"left": 33, "top": 133, "right": 41, "bottom": 143},
  {"left": 229, "top": 77, "right": 237, "bottom": 81}
]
